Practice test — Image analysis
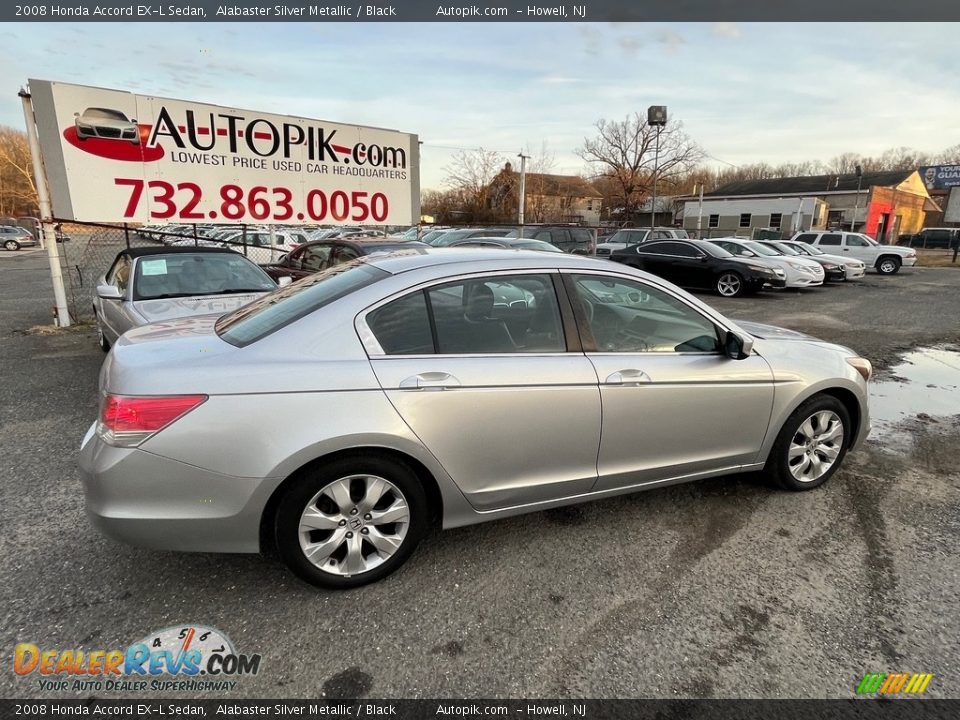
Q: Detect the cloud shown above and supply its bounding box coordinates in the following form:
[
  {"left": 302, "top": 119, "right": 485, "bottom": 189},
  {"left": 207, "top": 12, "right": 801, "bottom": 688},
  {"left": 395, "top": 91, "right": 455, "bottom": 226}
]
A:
[
  {"left": 540, "top": 75, "right": 582, "bottom": 85},
  {"left": 657, "top": 30, "right": 686, "bottom": 54},
  {"left": 618, "top": 36, "right": 644, "bottom": 55},
  {"left": 712, "top": 23, "right": 742, "bottom": 39}
]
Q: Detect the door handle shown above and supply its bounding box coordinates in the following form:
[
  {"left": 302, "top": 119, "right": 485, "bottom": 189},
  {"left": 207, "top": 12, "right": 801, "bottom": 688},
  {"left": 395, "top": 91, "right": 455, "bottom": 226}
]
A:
[
  {"left": 604, "top": 369, "right": 650, "bottom": 386},
  {"left": 399, "top": 372, "right": 461, "bottom": 390}
]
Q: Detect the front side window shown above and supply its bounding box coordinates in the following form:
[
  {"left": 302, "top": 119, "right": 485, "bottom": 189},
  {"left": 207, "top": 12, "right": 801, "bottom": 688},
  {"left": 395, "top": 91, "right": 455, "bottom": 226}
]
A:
[
  {"left": 301, "top": 244, "right": 333, "bottom": 272},
  {"left": 846, "top": 234, "right": 869, "bottom": 247},
  {"left": 571, "top": 274, "right": 720, "bottom": 353},
  {"left": 367, "top": 274, "right": 565, "bottom": 355},
  {"left": 110, "top": 256, "right": 131, "bottom": 291}
]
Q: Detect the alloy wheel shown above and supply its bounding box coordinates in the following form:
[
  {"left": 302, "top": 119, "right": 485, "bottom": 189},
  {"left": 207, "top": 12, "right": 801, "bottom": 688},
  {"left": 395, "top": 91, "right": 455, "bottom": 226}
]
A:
[
  {"left": 878, "top": 258, "right": 898, "bottom": 274},
  {"left": 788, "top": 410, "right": 844, "bottom": 482},
  {"left": 4, "top": 240, "right": 19, "bottom": 251},
  {"left": 717, "top": 273, "right": 742, "bottom": 297},
  {"left": 298, "top": 474, "right": 410, "bottom": 577}
]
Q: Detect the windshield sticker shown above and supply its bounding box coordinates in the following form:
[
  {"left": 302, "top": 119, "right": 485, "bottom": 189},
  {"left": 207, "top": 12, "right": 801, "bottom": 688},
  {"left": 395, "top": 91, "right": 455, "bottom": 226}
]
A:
[{"left": 140, "top": 259, "right": 168, "bottom": 276}]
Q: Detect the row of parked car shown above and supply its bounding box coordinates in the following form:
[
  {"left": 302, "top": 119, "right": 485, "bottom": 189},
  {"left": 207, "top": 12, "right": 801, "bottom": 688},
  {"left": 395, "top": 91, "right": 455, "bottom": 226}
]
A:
[{"left": 93, "top": 222, "right": 919, "bottom": 351}]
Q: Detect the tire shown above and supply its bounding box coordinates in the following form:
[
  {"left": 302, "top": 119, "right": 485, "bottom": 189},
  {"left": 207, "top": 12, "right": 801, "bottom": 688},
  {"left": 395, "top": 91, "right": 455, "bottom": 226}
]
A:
[
  {"left": 715, "top": 271, "right": 746, "bottom": 297},
  {"left": 876, "top": 256, "right": 901, "bottom": 275},
  {"left": 764, "top": 394, "right": 851, "bottom": 491},
  {"left": 4, "top": 240, "right": 21, "bottom": 251},
  {"left": 275, "top": 455, "right": 428, "bottom": 589}
]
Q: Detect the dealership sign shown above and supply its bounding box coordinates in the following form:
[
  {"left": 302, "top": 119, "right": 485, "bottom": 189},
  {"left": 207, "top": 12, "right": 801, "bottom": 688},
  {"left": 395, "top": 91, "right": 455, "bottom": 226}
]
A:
[
  {"left": 28, "top": 79, "right": 420, "bottom": 225},
  {"left": 919, "top": 165, "right": 960, "bottom": 192}
]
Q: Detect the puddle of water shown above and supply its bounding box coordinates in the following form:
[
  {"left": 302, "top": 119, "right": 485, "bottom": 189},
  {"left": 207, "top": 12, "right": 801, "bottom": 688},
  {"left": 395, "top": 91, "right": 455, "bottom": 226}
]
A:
[{"left": 869, "top": 347, "right": 960, "bottom": 442}]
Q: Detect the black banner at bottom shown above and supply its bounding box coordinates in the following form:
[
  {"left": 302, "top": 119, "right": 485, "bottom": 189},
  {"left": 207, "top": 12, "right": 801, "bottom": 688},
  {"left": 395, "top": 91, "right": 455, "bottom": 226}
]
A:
[{"left": 2, "top": 700, "right": 958, "bottom": 720}]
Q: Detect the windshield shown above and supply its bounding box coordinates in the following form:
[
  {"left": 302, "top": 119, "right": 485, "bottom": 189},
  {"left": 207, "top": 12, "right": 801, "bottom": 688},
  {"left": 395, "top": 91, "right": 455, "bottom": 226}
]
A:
[
  {"left": 133, "top": 253, "right": 276, "bottom": 300},
  {"left": 701, "top": 242, "right": 732, "bottom": 258},
  {"left": 797, "top": 242, "right": 824, "bottom": 255},
  {"left": 744, "top": 241, "right": 780, "bottom": 256},
  {"left": 769, "top": 242, "right": 800, "bottom": 255},
  {"left": 608, "top": 230, "right": 649, "bottom": 244},
  {"left": 216, "top": 262, "right": 388, "bottom": 346}
]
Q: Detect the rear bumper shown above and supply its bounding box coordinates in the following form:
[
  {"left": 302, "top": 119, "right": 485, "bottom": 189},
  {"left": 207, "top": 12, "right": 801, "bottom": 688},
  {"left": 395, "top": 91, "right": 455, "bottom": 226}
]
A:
[{"left": 78, "top": 422, "right": 270, "bottom": 554}]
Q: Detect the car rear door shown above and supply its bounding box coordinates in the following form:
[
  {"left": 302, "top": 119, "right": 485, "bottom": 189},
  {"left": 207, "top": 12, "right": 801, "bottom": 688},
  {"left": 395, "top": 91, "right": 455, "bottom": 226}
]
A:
[
  {"left": 361, "top": 271, "right": 601, "bottom": 511},
  {"left": 563, "top": 270, "right": 775, "bottom": 491}
]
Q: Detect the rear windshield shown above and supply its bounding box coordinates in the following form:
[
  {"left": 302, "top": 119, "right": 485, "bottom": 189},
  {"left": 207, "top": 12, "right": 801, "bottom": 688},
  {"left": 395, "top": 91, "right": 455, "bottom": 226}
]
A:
[{"left": 216, "top": 262, "right": 388, "bottom": 346}]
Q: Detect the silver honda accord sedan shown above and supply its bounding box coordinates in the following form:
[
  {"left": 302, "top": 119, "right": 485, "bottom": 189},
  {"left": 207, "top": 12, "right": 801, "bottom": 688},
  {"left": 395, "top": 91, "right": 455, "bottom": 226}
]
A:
[{"left": 79, "top": 249, "right": 872, "bottom": 589}]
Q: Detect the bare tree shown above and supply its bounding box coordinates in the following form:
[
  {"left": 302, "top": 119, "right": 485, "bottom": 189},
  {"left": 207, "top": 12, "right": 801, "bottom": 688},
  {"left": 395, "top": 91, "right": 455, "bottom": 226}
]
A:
[
  {"left": 577, "top": 113, "right": 704, "bottom": 220},
  {"left": 0, "top": 126, "right": 38, "bottom": 217},
  {"left": 442, "top": 147, "right": 507, "bottom": 223}
]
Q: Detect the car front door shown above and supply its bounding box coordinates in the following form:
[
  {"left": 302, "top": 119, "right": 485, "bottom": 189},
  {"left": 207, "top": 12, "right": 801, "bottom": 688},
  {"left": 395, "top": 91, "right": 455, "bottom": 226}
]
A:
[
  {"left": 564, "top": 270, "right": 775, "bottom": 491},
  {"left": 362, "top": 272, "right": 601, "bottom": 511},
  {"left": 842, "top": 234, "right": 875, "bottom": 264}
]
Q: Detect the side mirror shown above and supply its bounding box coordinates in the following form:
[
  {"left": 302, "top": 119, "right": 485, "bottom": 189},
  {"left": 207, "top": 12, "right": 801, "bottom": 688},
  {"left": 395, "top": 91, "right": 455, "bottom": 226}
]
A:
[
  {"left": 96, "top": 284, "right": 123, "bottom": 300},
  {"left": 277, "top": 276, "right": 293, "bottom": 288},
  {"left": 742, "top": 250, "right": 755, "bottom": 257},
  {"left": 724, "top": 330, "right": 754, "bottom": 360},
  {"left": 698, "top": 254, "right": 709, "bottom": 262}
]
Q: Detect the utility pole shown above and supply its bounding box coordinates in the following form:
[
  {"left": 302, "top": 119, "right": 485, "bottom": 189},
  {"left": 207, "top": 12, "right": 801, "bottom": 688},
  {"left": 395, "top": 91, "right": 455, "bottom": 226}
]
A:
[
  {"left": 517, "top": 150, "right": 529, "bottom": 237},
  {"left": 851, "top": 164, "right": 863, "bottom": 234},
  {"left": 20, "top": 87, "right": 71, "bottom": 327},
  {"left": 696, "top": 183, "right": 704, "bottom": 237},
  {"left": 647, "top": 106, "right": 667, "bottom": 235}
]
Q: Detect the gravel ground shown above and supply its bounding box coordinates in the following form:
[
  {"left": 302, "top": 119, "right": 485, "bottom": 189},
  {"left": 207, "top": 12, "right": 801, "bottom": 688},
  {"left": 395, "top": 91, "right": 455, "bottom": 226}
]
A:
[{"left": 1, "top": 251, "right": 958, "bottom": 700}]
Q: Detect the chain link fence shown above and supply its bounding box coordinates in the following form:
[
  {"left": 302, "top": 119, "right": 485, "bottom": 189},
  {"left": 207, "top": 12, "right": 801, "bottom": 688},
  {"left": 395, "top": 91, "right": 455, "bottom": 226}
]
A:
[{"left": 54, "top": 221, "right": 322, "bottom": 323}]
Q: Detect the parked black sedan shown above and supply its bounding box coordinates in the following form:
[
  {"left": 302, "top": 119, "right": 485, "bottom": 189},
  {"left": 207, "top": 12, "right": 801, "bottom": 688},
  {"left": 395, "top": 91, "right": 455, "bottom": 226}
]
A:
[
  {"left": 609, "top": 239, "right": 785, "bottom": 297},
  {"left": 260, "top": 237, "right": 427, "bottom": 281}
]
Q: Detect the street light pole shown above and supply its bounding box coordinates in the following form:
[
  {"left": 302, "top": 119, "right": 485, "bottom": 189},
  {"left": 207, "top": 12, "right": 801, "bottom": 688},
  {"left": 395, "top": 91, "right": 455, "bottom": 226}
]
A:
[
  {"left": 647, "top": 105, "right": 667, "bottom": 235},
  {"left": 517, "top": 151, "right": 529, "bottom": 237}
]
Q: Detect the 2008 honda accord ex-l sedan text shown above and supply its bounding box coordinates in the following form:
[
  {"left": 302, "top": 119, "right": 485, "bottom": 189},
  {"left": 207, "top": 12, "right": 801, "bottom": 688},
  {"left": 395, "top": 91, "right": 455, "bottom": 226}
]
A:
[{"left": 79, "top": 248, "right": 872, "bottom": 589}]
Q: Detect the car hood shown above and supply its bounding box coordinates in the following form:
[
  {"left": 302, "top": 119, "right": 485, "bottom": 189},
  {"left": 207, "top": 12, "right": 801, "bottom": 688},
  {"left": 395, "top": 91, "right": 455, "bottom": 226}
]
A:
[
  {"left": 735, "top": 320, "right": 815, "bottom": 340},
  {"left": 816, "top": 253, "right": 861, "bottom": 266},
  {"left": 131, "top": 292, "right": 267, "bottom": 323}
]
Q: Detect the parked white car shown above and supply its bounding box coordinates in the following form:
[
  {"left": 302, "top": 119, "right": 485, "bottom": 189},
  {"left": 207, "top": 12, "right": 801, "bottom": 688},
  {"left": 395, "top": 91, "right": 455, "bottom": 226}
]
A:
[
  {"left": 596, "top": 228, "right": 689, "bottom": 257},
  {"left": 774, "top": 240, "right": 866, "bottom": 280},
  {"left": 707, "top": 238, "right": 825, "bottom": 288},
  {"left": 791, "top": 231, "right": 917, "bottom": 275},
  {"left": 217, "top": 229, "right": 302, "bottom": 264}
]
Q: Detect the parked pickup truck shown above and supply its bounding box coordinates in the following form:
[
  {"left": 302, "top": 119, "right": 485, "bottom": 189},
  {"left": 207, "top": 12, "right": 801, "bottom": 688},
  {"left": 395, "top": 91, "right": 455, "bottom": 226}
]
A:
[{"left": 790, "top": 231, "right": 917, "bottom": 275}]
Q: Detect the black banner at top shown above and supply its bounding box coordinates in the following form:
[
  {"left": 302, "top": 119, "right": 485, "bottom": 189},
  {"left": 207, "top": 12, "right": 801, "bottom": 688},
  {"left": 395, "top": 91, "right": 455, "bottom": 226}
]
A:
[{"left": 4, "top": 0, "right": 960, "bottom": 22}]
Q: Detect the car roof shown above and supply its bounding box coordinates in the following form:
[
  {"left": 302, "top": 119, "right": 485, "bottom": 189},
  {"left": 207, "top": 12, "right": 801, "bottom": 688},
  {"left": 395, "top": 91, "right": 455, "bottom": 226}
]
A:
[
  {"left": 365, "top": 246, "right": 605, "bottom": 275},
  {"left": 120, "top": 246, "right": 241, "bottom": 260}
]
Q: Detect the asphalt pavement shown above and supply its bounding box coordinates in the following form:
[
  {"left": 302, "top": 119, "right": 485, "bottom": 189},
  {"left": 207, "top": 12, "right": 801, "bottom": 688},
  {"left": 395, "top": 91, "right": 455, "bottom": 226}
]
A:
[{"left": 1, "top": 251, "right": 958, "bottom": 699}]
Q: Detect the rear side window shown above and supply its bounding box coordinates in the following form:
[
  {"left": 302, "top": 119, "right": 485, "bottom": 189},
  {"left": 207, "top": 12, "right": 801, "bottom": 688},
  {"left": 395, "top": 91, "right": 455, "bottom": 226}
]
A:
[
  {"left": 216, "top": 263, "right": 388, "bottom": 346},
  {"left": 819, "top": 234, "right": 842, "bottom": 246},
  {"left": 367, "top": 291, "right": 433, "bottom": 355}
]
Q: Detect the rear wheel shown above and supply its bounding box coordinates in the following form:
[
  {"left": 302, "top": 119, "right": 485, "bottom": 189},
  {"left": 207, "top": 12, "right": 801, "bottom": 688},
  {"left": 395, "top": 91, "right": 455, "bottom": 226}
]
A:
[
  {"left": 4, "top": 240, "right": 20, "bottom": 251},
  {"left": 876, "top": 256, "right": 901, "bottom": 274},
  {"left": 716, "top": 271, "right": 746, "bottom": 297},
  {"left": 765, "top": 394, "right": 851, "bottom": 491},
  {"left": 275, "top": 456, "right": 428, "bottom": 589}
]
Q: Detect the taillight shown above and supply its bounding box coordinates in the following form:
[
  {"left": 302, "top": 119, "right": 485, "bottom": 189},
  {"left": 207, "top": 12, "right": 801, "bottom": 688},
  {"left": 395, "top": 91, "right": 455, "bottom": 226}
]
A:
[{"left": 97, "top": 394, "right": 207, "bottom": 447}]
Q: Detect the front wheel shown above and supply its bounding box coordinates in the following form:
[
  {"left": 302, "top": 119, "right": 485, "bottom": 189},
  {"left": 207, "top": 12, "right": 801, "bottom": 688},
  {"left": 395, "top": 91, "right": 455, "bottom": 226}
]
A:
[
  {"left": 765, "top": 395, "right": 851, "bottom": 491},
  {"left": 876, "top": 256, "right": 901, "bottom": 275},
  {"left": 4, "top": 240, "right": 20, "bottom": 251},
  {"left": 715, "top": 271, "right": 746, "bottom": 297},
  {"left": 275, "top": 456, "right": 428, "bottom": 589}
]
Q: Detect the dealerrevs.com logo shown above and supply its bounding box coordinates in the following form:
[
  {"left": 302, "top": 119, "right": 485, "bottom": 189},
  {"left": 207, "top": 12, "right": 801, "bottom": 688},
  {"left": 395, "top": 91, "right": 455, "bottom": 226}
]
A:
[{"left": 13, "top": 625, "right": 261, "bottom": 693}]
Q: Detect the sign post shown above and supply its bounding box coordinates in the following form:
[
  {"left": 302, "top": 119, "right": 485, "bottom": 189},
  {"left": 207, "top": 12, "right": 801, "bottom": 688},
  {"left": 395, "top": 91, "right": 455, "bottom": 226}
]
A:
[{"left": 20, "top": 88, "right": 71, "bottom": 327}]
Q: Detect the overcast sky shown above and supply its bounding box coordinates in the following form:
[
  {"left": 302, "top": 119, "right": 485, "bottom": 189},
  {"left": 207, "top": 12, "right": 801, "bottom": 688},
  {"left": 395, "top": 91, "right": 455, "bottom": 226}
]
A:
[{"left": 2, "top": 22, "right": 956, "bottom": 189}]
